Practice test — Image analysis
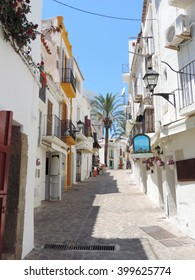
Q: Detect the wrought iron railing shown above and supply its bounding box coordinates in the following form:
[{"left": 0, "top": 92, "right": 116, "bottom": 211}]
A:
[
  {"left": 42, "top": 115, "right": 76, "bottom": 141},
  {"left": 61, "top": 68, "right": 76, "bottom": 92},
  {"left": 43, "top": 114, "right": 62, "bottom": 138},
  {"left": 178, "top": 59, "right": 195, "bottom": 110},
  {"left": 61, "top": 119, "right": 76, "bottom": 141}
]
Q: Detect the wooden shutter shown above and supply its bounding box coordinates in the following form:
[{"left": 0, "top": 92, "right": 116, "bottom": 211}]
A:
[
  {"left": 176, "top": 158, "right": 195, "bottom": 182},
  {"left": 143, "top": 108, "right": 154, "bottom": 133},
  {"left": 47, "top": 100, "right": 53, "bottom": 135}
]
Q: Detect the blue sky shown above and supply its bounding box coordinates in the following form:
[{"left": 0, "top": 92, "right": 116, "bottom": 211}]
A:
[{"left": 42, "top": 0, "right": 143, "bottom": 98}]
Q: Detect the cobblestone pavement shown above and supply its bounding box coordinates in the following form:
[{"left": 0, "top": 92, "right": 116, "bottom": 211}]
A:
[{"left": 25, "top": 170, "right": 195, "bottom": 260}]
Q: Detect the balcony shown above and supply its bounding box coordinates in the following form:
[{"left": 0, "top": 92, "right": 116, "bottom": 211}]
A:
[
  {"left": 75, "top": 122, "right": 93, "bottom": 153},
  {"left": 61, "top": 119, "right": 76, "bottom": 145},
  {"left": 42, "top": 115, "right": 76, "bottom": 147},
  {"left": 61, "top": 68, "right": 76, "bottom": 98},
  {"left": 178, "top": 59, "right": 195, "bottom": 116},
  {"left": 76, "top": 123, "right": 86, "bottom": 141}
]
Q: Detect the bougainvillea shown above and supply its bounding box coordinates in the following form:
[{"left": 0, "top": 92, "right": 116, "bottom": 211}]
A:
[
  {"left": 0, "top": 1, "right": 62, "bottom": 74},
  {"left": 0, "top": 0, "right": 39, "bottom": 50}
]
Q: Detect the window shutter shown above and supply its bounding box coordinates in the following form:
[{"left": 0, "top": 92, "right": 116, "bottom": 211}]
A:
[{"left": 143, "top": 107, "right": 154, "bottom": 133}]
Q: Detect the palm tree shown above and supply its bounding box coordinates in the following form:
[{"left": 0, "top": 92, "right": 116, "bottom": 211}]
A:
[
  {"left": 91, "top": 93, "right": 123, "bottom": 166},
  {"left": 111, "top": 113, "right": 128, "bottom": 140}
]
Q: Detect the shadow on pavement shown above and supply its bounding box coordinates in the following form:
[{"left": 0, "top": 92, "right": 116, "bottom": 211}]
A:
[{"left": 25, "top": 172, "right": 148, "bottom": 260}]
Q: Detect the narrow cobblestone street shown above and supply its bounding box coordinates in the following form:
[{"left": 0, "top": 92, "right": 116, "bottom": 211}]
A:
[{"left": 25, "top": 170, "right": 195, "bottom": 260}]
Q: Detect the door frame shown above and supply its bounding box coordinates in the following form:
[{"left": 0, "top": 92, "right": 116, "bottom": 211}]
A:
[{"left": 0, "top": 111, "right": 13, "bottom": 259}]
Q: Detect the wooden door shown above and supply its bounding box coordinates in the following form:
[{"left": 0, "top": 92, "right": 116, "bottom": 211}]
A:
[{"left": 0, "top": 111, "right": 13, "bottom": 259}]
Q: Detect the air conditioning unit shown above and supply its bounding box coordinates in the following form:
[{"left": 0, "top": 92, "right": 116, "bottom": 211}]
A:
[
  {"left": 165, "top": 14, "right": 191, "bottom": 47},
  {"left": 168, "top": 0, "right": 194, "bottom": 9}
]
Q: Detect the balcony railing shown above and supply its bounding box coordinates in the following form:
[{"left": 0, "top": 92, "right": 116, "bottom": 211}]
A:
[
  {"left": 42, "top": 115, "right": 76, "bottom": 142},
  {"left": 61, "top": 119, "right": 76, "bottom": 141},
  {"left": 61, "top": 68, "right": 76, "bottom": 92},
  {"left": 43, "top": 114, "right": 62, "bottom": 138},
  {"left": 178, "top": 59, "right": 195, "bottom": 110}
]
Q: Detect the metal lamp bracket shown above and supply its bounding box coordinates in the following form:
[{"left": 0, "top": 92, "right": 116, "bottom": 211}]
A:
[{"left": 151, "top": 92, "right": 176, "bottom": 107}]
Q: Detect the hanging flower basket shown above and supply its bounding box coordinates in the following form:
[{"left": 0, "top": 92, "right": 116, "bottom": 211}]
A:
[
  {"left": 166, "top": 159, "right": 175, "bottom": 165},
  {"left": 145, "top": 158, "right": 154, "bottom": 167},
  {"left": 156, "top": 159, "right": 165, "bottom": 167},
  {"left": 166, "top": 159, "right": 175, "bottom": 170}
]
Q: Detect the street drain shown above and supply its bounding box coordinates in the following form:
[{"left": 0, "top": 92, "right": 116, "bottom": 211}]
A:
[{"left": 44, "top": 244, "right": 116, "bottom": 251}]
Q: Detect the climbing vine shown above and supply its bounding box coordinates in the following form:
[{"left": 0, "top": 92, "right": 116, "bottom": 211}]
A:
[
  {"left": 0, "top": 1, "right": 62, "bottom": 76},
  {"left": 0, "top": 0, "right": 39, "bottom": 50},
  {"left": 0, "top": 0, "right": 41, "bottom": 71}
]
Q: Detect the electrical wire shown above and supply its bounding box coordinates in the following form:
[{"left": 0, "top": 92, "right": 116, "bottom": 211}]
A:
[{"left": 52, "top": 0, "right": 142, "bottom": 21}]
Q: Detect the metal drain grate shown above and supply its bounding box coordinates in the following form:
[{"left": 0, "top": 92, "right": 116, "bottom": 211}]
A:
[{"left": 44, "top": 244, "right": 116, "bottom": 251}]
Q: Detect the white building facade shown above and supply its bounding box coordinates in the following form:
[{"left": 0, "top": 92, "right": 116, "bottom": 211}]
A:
[
  {"left": 72, "top": 93, "right": 93, "bottom": 182},
  {"left": 35, "top": 17, "right": 75, "bottom": 208},
  {"left": 99, "top": 138, "right": 128, "bottom": 170},
  {"left": 0, "top": 1, "right": 43, "bottom": 259},
  {"left": 35, "top": 16, "right": 94, "bottom": 207},
  {"left": 124, "top": 0, "right": 195, "bottom": 239}
]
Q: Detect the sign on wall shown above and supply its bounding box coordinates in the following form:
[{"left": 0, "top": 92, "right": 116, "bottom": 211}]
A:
[{"left": 133, "top": 134, "right": 151, "bottom": 153}]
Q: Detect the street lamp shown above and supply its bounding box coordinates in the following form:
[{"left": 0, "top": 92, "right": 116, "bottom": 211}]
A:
[
  {"left": 143, "top": 69, "right": 159, "bottom": 93},
  {"left": 77, "top": 120, "right": 83, "bottom": 131},
  {"left": 143, "top": 69, "right": 176, "bottom": 107}
]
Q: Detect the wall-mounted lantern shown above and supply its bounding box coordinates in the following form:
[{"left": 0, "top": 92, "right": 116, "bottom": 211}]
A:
[{"left": 143, "top": 69, "right": 176, "bottom": 107}]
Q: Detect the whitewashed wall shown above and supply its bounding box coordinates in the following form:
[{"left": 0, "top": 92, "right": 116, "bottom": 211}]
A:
[{"left": 0, "top": 0, "right": 43, "bottom": 259}]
